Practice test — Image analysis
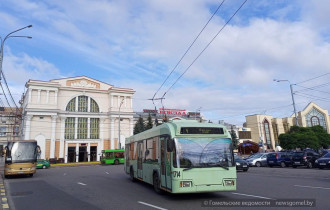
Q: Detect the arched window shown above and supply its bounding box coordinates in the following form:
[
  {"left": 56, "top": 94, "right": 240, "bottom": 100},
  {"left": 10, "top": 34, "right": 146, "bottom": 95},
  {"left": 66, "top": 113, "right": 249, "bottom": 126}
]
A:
[
  {"left": 64, "top": 96, "right": 100, "bottom": 140},
  {"left": 65, "top": 96, "right": 100, "bottom": 113},
  {"left": 263, "top": 119, "right": 272, "bottom": 149},
  {"left": 305, "top": 108, "right": 327, "bottom": 130}
]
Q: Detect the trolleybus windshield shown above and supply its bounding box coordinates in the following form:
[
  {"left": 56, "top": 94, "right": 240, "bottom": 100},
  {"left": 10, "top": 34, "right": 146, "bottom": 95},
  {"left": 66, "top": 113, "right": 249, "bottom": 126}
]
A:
[
  {"left": 174, "top": 138, "right": 233, "bottom": 170},
  {"left": 6, "top": 142, "right": 38, "bottom": 163}
]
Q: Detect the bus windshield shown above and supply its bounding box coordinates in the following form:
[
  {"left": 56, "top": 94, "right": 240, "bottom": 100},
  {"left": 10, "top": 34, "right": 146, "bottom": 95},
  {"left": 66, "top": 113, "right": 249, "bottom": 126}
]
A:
[
  {"left": 174, "top": 138, "right": 234, "bottom": 169},
  {"left": 6, "top": 142, "right": 38, "bottom": 163}
]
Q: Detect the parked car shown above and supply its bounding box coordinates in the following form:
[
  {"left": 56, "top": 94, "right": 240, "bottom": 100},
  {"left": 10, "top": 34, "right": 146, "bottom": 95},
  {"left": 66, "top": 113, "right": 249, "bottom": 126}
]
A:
[
  {"left": 37, "top": 159, "right": 50, "bottom": 169},
  {"left": 267, "top": 152, "right": 292, "bottom": 167},
  {"left": 291, "top": 151, "right": 320, "bottom": 168},
  {"left": 246, "top": 153, "right": 268, "bottom": 167},
  {"left": 243, "top": 153, "right": 258, "bottom": 160},
  {"left": 234, "top": 155, "right": 249, "bottom": 172},
  {"left": 315, "top": 153, "right": 330, "bottom": 169}
]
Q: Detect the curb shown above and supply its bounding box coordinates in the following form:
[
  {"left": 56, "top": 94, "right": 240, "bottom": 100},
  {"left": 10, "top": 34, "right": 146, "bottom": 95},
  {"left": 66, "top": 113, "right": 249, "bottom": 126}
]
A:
[{"left": 50, "top": 162, "right": 101, "bottom": 167}]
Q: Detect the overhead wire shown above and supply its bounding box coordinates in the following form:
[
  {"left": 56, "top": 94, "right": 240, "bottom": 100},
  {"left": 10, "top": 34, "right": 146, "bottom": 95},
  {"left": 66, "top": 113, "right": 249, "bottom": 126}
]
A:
[
  {"left": 151, "top": 0, "right": 227, "bottom": 101},
  {"left": 160, "top": 0, "right": 248, "bottom": 99}
]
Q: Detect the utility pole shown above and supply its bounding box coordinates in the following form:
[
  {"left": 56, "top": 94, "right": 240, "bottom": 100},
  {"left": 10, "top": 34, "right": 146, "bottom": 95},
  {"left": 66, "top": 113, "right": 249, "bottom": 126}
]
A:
[{"left": 274, "top": 79, "right": 299, "bottom": 126}]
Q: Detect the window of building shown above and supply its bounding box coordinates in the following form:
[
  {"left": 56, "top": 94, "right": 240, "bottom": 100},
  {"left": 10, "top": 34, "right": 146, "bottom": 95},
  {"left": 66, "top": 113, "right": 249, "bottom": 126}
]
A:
[
  {"left": 0, "top": 127, "right": 6, "bottom": 136},
  {"left": 78, "top": 96, "right": 88, "bottom": 112},
  {"left": 305, "top": 108, "right": 327, "bottom": 130},
  {"left": 77, "top": 118, "right": 88, "bottom": 139},
  {"left": 90, "top": 98, "right": 99, "bottom": 112},
  {"left": 65, "top": 117, "right": 75, "bottom": 139},
  {"left": 66, "top": 98, "right": 76, "bottom": 111},
  {"left": 90, "top": 118, "right": 99, "bottom": 139},
  {"left": 263, "top": 119, "right": 272, "bottom": 149}
]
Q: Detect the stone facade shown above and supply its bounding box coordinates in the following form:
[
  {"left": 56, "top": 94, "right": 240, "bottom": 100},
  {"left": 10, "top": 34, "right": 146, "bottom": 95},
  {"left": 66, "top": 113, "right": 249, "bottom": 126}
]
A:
[
  {"left": 21, "top": 76, "right": 135, "bottom": 163},
  {"left": 245, "top": 102, "right": 330, "bottom": 150}
]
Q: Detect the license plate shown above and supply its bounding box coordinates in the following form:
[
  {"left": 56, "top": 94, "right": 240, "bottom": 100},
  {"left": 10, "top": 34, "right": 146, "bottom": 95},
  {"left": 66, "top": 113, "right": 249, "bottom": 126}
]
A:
[
  {"left": 243, "top": 165, "right": 247, "bottom": 167},
  {"left": 18, "top": 172, "right": 24, "bottom": 174},
  {"left": 319, "top": 163, "right": 326, "bottom": 165}
]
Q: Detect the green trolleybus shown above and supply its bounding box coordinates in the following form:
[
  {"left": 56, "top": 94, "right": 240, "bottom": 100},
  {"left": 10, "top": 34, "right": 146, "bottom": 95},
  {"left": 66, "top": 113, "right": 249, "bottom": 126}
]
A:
[
  {"left": 125, "top": 120, "right": 236, "bottom": 193},
  {"left": 100, "top": 149, "right": 125, "bottom": 165}
]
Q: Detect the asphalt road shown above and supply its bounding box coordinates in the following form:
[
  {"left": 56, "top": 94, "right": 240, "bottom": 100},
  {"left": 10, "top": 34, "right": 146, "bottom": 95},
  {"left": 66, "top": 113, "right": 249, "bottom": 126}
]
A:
[{"left": 4, "top": 165, "right": 330, "bottom": 210}]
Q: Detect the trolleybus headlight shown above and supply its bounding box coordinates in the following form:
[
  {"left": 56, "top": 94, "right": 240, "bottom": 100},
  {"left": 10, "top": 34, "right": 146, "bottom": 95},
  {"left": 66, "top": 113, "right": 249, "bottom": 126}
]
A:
[
  {"left": 31, "top": 167, "right": 36, "bottom": 170},
  {"left": 224, "top": 180, "right": 235, "bottom": 186},
  {"left": 180, "top": 181, "right": 192, "bottom": 187}
]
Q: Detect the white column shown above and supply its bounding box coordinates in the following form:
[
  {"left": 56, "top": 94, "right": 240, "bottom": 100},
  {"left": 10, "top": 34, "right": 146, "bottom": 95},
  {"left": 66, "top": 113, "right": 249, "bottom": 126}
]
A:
[
  {"left": 75, "top": 117, "right": 78, "bottom": 139},
  {"left": 75, "top": 143, "right": 79, "bottom": 162},
  {"left": 87, "top": 118, "right": 90, "bottom": 139},
  {"left": 124, "top": 96, "right": 127, "bottom": 108},
  {"left": 46, "top": 90, "right": 49, "bottom": 104},
  {"left": 59, "top": 117, "right": 66, "bottom": 158},
  {"left": 110, "top": 118, "right": 115, "bottom": 149},
  {"left": 130, "top": 97, "right": 133, "bottom": 108},
  {"left": 50, "top": 115, "right": 57, "bottom": 159},
  {"left": 24, "top": 115, "right": 32, "bottom": 140},
  {"left": 37, "top": 89, "right": 41, "bottom": 104},
  {"left": 87, "top": 143, "right": 91, "bottom": 162},
  {"left": 64, "top": 141, "right": 68, "bottom": 163},
  {"left": 129, "top": 118, "right": 134, "bottom": 136},
  {"left": 88, "top": 97, "right": 91, "bottom": 112},
  {"left": 28, "top": 89, "right": 32, "bottom": 103},
  {"left": 100, "top": 118, "right": 105, "bottom": 155},
  {"left": 75, "top": 97, "right": 78, "bottom": 112},
  {"left": 55, "top": 90, "right": 58, "bottom": 104},
  {"left": 111, "top": 95, "right": 114, "bottom": 107},
  {"left": 97, "top": 141, "right": 101, "bottom": 161}
]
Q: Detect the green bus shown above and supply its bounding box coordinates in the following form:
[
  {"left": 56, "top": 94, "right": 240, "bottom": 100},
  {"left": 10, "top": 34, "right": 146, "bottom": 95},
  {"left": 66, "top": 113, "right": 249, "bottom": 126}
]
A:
[
  {"left": 125, "top": 120, "right": 236, "bottom": 193},
  {"left": 100, "top": 149, "right": 125, "bottom": 165}
]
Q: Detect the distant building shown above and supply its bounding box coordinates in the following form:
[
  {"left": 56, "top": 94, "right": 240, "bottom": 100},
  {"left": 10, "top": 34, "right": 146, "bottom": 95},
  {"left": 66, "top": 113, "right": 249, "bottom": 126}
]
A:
[
  {"left": 245, "top": 102, "right": 330, "bottom": 150},
  {"left": 0, "top": 107, "right": 21, "bottom": 153},
  {"left": 21, "top": 76, "right": 135, "bottom": 163},
  {"left": 134, "top": 108, "right": 203, "bottom": 124}
]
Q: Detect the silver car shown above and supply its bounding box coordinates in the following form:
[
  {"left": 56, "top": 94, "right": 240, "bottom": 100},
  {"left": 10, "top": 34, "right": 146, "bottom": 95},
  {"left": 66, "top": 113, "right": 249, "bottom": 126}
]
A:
[{"left": 246, "top": 153, "right": 268, "bottom": 167}]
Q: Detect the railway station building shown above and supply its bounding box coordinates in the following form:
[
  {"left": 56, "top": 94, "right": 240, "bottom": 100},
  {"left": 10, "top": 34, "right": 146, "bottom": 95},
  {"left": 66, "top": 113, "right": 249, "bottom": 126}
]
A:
[
  {"left": 245, "top": 102, "right": 330, "bottom": 150},
  {"left": 21, "top": 76, "right": 135, "bottom": 163}
]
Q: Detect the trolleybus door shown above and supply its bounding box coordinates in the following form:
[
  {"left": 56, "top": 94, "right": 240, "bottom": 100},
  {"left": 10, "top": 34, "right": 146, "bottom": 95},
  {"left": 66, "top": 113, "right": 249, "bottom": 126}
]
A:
[
  {"left": 160, "top": 136, "right": 172, "bottom": 190},
  {"left": 137, "top": 142, "right": 143, "bottom": 179}
]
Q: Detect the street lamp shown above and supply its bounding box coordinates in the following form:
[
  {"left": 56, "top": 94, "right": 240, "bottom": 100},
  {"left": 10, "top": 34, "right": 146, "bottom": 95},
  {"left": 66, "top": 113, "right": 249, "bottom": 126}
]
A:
[
  {"left": 0, "top": 25, "right": 33, "bottom": 80},
  {"left": 118, "top": 98, "right": 125, "bottom": 149},
  {"left": 273, "top": 79, "right": 299, "bottom": 126}
]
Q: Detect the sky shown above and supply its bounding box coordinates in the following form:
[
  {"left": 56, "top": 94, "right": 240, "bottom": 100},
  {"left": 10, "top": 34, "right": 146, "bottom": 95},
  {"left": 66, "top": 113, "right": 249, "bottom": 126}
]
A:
[{"left": 0, "top": 0, "right": 329, "bottom": 125}]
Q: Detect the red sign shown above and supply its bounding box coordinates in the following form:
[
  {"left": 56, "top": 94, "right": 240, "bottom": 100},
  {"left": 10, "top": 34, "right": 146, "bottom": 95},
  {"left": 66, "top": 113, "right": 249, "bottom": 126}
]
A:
[{"left": 159, "top": 108, "right": 187, "bottom": 116}]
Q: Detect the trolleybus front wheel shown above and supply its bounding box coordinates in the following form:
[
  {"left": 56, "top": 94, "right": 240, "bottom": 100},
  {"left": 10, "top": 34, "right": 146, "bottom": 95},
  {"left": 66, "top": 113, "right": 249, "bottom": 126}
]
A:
[{"left": 130, "top": 167, "right": 136, "bottom": 182}]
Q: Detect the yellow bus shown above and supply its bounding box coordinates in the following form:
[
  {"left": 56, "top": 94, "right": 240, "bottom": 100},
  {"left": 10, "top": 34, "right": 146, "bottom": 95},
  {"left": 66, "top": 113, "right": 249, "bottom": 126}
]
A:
[{"left": 4, "top": 140, "right": 40, "bottom": 178}]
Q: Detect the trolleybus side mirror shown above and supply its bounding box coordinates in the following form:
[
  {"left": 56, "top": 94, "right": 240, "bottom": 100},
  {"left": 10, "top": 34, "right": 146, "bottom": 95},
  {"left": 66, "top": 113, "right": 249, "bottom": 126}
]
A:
[{"left": 167, "top": 139, "right": 175, "bottom": 152}]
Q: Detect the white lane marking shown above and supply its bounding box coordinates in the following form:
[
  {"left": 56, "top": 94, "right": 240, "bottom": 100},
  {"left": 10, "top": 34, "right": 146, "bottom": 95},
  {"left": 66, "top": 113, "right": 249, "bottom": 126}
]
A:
[
  {"left": 231, "top": 193, "right": 274, "bottom": 200},
  {"left": 106, "top": 172, "right": 109, "bottom": 174},
  {"left": 138, "top": 201, "right": 167, "bottom": 210},
  {"left": 294, "top": 185, "right": 330, "bottom": 190},
  {"left": 77, "top": 182, "right": 87, "bottom": 186}
]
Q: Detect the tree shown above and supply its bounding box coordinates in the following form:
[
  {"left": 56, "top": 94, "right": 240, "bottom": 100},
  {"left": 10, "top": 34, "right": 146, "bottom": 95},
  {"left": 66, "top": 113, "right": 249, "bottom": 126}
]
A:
[
  {"left": 230, "top": 126, "right": 238, "bottom": 149},
  {"left": 145, "top": 114, "right": 153, "bottom": 130},
  {"left": 133, "top": 116, "right": 145, "bottom": 135},
  {"left": 279, "top": 125, "right": 329, "bottom": 150}
]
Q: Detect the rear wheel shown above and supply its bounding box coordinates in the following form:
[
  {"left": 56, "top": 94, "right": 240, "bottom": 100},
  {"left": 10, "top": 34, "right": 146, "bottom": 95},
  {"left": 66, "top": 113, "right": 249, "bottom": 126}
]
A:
[
  {"left": 130, "top": 167, "right": 135, "bottom": 182},
  {"left": 255, "top": 162, "right": 261, "bottom": 167},
  {"left": 307, "top": 162, "right": 313, "bottom": 169},
  {"left": 114, "top": 159, "right": 119, "bottom": 165},
  {"left": 42, "top": 165, "right": 47, "bottom": 169},
  {"left": 280, "top": 162, "right": 286, "bottom": 168}
]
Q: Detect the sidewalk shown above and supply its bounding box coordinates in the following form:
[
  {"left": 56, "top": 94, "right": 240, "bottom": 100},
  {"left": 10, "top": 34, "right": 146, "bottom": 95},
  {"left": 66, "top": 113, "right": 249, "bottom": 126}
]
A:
[{"left": 0, "top": 158, "right": 8, "bottom": 210}]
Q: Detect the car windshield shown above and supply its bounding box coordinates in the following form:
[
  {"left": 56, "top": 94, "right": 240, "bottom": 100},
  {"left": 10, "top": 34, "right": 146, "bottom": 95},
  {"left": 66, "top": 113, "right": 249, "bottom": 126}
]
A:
[
  {"left": 7, "top": 142, "right": 38, "bottom": 163},
  {"left": 174, "top": 137, "right": 234, "bottom": 169},
  {"left": 293, "top": 152, "right": 304, "bottom": 157},
  {"left": 322, "top": 153, "right": 330, "bottom": 158}
]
